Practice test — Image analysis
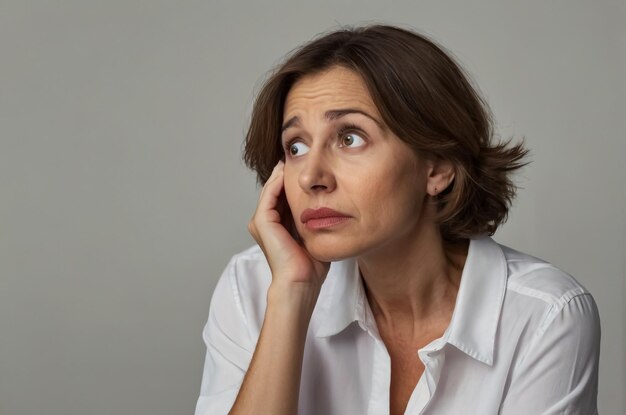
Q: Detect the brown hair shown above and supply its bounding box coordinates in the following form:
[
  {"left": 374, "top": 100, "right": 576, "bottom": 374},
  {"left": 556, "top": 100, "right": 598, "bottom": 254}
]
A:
[{"left": 243, "top": 24, "right": 529, "bottom": 242}]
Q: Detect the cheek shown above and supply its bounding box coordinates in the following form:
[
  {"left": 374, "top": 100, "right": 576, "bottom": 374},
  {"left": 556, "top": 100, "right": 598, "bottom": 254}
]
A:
[{"left": 359, "top": 162, "right": 424, "bottom": 223}]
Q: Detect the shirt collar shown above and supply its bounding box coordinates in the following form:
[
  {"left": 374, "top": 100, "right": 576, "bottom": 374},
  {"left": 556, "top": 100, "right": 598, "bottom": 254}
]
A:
[
  {"left": 314, "top": 236, "right": 507, "bottom": 366},
  {"left": 314, "top": 257, "right": 364, "bottom": 338},
  {"left": 443, "top": 235, "right": 507, "bottom": 365}
]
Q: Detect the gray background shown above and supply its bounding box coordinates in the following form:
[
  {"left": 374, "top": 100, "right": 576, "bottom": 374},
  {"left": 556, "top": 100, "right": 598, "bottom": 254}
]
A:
[{"left": 1, "top": 1, "right": 624, "bottom": 414}]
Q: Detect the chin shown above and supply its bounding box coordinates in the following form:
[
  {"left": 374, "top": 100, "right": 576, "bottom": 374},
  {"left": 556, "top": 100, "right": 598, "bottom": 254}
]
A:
[{"left": 302, "top": 237, "right": 361, "bottom": 262}]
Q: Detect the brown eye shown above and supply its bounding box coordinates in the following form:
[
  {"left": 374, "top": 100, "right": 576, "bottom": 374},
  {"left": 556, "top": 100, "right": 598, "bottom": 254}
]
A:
[
  {"left": 288, "top": 141, "right": 309, "bottom": 157},
  {"left": 339, "top": 133, "right": 365, "bottom": 148}
]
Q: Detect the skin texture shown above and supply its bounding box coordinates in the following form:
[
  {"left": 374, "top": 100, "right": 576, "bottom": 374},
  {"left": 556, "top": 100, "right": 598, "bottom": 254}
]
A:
[
  {"left": 282, "top": 66, "right": 430, "bottom": 262},
  {"left": 241, "top": 66, "right": 468, "bottom": 415}
]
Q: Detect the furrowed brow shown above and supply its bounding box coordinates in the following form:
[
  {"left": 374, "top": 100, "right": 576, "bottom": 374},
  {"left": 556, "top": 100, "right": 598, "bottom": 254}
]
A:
[
  {"left": 325, "top": 109, "right": 383, "bottom": 128},
  {"left": 281, "top": 116, "right": 300, "bottom": 133},
  {"left": 281, "top": 108, "right": 383, "bottom": 134}
]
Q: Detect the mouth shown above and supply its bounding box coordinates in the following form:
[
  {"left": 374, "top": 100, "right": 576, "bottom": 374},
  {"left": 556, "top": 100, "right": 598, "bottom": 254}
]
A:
[{"left": 300, "top": 207, "right": 351, "bottom": 230}]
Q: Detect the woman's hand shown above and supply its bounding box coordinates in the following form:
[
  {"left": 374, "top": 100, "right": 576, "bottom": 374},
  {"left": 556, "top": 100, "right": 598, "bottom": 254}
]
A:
[{"left": 248, "top": 161, "right": 330, "bottom": 291}]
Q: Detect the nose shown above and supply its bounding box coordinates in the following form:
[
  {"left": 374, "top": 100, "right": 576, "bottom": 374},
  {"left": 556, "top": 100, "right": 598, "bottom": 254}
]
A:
[{"left": 298, "top": 149, "right": 337, "bottom": 194}]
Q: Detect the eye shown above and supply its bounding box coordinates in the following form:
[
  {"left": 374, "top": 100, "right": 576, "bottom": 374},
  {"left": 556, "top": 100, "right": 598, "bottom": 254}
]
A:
[
  {"left": 288, "top": 141, "right": 310, "bottom": 157},
  {"left": 339, "top": 132, "right": 366, "bottom": 148}
]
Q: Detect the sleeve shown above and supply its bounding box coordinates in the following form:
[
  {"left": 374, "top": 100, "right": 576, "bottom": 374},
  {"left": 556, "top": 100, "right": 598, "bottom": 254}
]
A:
[
  {"left": 195, "top": 256, "right": 255, "bottom": 415},
  {"left": 499, "top": 293, "right": 601, "bottom": 415}
]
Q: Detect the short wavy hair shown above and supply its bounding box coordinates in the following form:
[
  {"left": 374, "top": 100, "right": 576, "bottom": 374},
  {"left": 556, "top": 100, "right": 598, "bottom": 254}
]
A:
[{"left": 243, "top": 24, "right": 529, "bottom": 242}]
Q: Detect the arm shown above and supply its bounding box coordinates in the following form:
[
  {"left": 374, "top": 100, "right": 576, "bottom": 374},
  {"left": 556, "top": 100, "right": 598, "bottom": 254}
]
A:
[
  {"left": 229, "top": 282, "right": 320, "bottom": 414},
  {"left": 499, "top": 293, "right": 601, "bottom": 415},
  {"left": 195, "top": 265, "right": 322, "bottom": 415}
]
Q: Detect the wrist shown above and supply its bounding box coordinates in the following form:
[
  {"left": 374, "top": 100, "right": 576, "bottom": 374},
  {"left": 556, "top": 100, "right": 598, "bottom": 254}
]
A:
[{"left": 267, "top": 280, "right": 321, "bottom": 316}]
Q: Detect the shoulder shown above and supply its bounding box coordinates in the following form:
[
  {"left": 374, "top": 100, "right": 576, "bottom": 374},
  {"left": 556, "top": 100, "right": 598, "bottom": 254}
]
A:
[
  {"left": 217, "top": 244, "right": 272, "bottom": 290},
  {"left": 500, "top": 243, "right": 591, "bottom": 302},
  {"left": 497, "top": 242, "right": 599, "bottom": 335},
  {"left": 211, "top": 245, "right": 272, "bottom": 336},
  {"left": 219, "top": 244, "right": 271, "bottom": 289},
  {"left": 492, "top": 243, "right": 601, "bottom": 412}
]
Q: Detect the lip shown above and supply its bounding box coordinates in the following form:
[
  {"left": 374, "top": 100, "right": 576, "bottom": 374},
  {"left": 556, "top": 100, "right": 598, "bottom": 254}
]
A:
[{"left": 300, "top": 208, "right": 352, "bottom": 230}]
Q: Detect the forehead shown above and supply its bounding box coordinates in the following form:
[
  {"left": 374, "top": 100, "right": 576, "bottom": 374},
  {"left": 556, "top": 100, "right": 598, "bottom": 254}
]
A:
[{"left": 283, "top": 66, "right": 379, "bottom": 117}]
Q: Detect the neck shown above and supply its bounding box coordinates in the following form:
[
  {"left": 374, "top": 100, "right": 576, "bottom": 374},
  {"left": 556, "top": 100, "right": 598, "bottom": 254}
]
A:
[{"left": 357, "top": 219, "right": 468, "bottom": 330}]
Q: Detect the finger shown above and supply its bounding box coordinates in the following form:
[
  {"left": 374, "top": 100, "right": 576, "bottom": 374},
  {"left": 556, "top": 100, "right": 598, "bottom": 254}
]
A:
[
  {"left": 256, "top": 162, "right": 285, "bottom": 219},
  {"left": 257, "top": 161, "right": 284, "bottom": 202}
]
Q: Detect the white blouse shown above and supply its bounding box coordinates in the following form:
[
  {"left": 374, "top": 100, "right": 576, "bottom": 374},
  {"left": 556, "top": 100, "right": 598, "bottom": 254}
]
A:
[{"left": 195, "top": 236, "right": 600, "bottom": 414}]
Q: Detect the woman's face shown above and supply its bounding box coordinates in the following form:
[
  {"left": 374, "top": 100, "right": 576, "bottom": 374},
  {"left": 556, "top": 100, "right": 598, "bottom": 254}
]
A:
[{"left": 281, "top": 66, "right": 432, "bottom": 262}]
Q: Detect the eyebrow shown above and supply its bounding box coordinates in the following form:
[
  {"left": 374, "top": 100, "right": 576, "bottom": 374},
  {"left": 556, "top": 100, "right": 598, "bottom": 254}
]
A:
[{"left": 281, "top": 108, "right": 384, "bottom": 134}]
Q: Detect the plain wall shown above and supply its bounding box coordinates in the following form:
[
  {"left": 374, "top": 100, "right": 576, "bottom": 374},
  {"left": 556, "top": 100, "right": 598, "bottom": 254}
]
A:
[{"left": 1, "top": 1, "right": 624, "bottom": 414}]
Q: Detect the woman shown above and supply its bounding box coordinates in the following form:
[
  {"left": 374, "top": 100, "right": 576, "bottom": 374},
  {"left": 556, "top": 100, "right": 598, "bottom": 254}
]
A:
[{"left": 196, "top": 25, "right": 600, "bottom": 415}]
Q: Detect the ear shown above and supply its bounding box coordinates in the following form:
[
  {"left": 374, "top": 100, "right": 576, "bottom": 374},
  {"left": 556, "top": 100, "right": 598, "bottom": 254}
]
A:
[{"left": 425, "top": 158, "right": 455, "bottom": 196}]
